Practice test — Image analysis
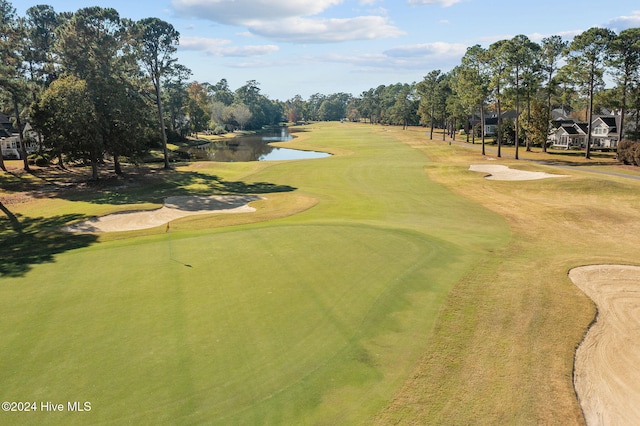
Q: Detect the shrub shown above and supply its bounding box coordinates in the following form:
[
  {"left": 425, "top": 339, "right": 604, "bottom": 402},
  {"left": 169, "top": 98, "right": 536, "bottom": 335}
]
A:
[
  {"left": 632, "top": 143, "right": 640, "bottom": 167},
  {"left": 27, "top": 153, "right": 50, "bottom": 167},
  {"left": 617, "top": 140, "right": 640, "bottom": 165}
]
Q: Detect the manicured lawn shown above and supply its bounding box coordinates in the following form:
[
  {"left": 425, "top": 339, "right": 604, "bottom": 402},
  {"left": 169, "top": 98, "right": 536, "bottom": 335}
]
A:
[
  {"left": 6, "top": 123, "right": 638, "bottom": 424},
  {"left": 0, "top": 123, "right": 508, "bottom": 424}
]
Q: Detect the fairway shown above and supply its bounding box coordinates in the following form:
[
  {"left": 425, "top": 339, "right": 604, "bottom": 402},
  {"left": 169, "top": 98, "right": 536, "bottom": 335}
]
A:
[{"left": 0, "top": 123, "right": 509, "bottom": 424}]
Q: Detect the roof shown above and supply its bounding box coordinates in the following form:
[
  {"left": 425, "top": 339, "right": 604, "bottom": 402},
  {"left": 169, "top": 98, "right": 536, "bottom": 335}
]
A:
[
  {"left": 595, "top": 116, "right": 618, "bottom": 129},
  {"left": 551, "top": 119, "right": 578, "bottom": 129},
  {"left": 557, "top": 123, "right": 587, "bottom": 136},
  {"left": 551, "top": 108, "right": 569, "bottom": 120}
]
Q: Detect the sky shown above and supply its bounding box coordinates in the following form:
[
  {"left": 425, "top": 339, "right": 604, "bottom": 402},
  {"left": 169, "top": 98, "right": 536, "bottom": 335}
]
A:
[{"left": 12, "top": 0, "right": 640, "bottom": 100}]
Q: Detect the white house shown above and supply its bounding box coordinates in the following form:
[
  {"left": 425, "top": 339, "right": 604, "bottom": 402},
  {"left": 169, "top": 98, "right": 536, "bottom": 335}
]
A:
[
  {"left": 0, "top": 123, "right": 39, "bottom": 159},
  {"left": 550, "top": 115, "right": 620, "bottom": 150},
  {"left": 590, "top": 116, "right": 619, "bottom": 150},
  {"left": 551, "top": 122, "right": 588, "bottom": 150}
]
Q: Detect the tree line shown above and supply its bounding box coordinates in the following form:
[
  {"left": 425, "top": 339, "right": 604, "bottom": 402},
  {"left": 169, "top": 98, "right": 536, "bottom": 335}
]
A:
[
  {"left": 282, "top": 28, "right": 640, "bottom": 160},
  {"left": 2, "top": 0, "right": 639, "bottom": 179},
  {"left": 0, "top": 2, "right": 284, "bottom": 178}
]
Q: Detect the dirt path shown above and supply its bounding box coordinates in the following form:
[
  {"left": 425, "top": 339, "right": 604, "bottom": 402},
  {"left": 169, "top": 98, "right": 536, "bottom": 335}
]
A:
[
  {"left": 570, "top": 265, "right": 640, "bottom": 425},
  {"left": 65, "top": 195, "right": 261, "bottom": 233}
]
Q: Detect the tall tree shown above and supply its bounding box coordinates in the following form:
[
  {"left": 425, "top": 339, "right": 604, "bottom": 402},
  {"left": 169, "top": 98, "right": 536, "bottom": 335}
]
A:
[
  {"left": 391, "top": 84, "right": 417, "bottom": 130},
  {"left": 33, "top": 76, "right": 101, "bottom": 178},
  {"left": 417, "top": 70, "right": 444, "bottom": 139},
  {"left": 566, "top": 27, "right": 615, "bottom": 159},
  {"left": 0, "top": 0, "right": 30, "bottom": 170},
  {"left": 135, "top": 17, "right": 179, "bottom": 169},
  {"left": 210, "top": 78, "right": 235, "bottom": 106},
  {"left": 487, "top": 40, "right": 510, "bottom": 157},
  {"left": 458, "top": 45, "right": 490, "bottom": 153},
  {"left": 164, "top": 63, "right": 191, "bottom": 134},
  {"left": 56, "top": 7, "right": 125, "bottom": 175},
  {"left": 24, "top": 5, "right": 59, "bottom": 87},
  {"left": 540, "top": 35, "right": 568, "bottom": 152},
  {"left": 608, "top": 28, "right": 640, "bottom": 142},
  {"left": 523, "top": 99, "right": 550, "bottom": 150}
]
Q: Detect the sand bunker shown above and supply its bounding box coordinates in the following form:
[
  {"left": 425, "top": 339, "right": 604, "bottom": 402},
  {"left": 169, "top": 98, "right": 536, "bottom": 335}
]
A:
[
  {"left": 65, "top": 195, "right": 261, "bottom": 233},
  {"left": 570, "top": 265, "right": 640, "bottom": 425},
  {"left": 469, "top": 164, "right": 567, "bottom": 181}
]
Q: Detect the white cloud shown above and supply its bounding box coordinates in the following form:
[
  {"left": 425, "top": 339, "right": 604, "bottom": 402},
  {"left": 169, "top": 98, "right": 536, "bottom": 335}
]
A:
[
  {"left": 247, "top": 16, "right": 404, "bottom": 43},
  {"left": 527, "top": 30, "right": 583, "bottom": 42},
  {"left": 172, "top": 0, "right": 401, "bottom": 43},
  {"left": 384, "top": 42, "right": 467, "bottom": 58},
  {"left": 407, "top": 0, "right": 462, "bottom": 6},
  {"left": 607, "top": 10, "right": 640, "bottom": 32},
  {"left": 180, "top": 36, "right": 279, "bottom": 57},
  {"left": 172, "top": 0, "right": 343, "bottom": 24},
  {"left": 315, "top": 41, "right": 467, "bottom": 71}
]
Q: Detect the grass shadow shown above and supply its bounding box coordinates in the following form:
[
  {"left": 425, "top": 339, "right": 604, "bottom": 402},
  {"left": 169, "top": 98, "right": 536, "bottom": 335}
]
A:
[{"left": 0, "top": 210, "right": 97, "bottom": 278}]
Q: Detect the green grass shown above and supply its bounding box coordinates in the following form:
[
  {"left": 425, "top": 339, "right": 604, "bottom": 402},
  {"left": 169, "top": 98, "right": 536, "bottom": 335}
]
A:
[
  {"left": 0, "top": 123, "right": 509, "bottom": 424},
  {"left": 9, "top": 123, "right": 638, "bottom": 424}
]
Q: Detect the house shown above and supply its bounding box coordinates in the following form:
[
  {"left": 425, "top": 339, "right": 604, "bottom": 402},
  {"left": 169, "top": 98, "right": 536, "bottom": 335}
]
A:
[
  {"left": 590, "top": 116, "right": 619, "bottom": 150},
  {"left": 0, "top": 120, "right": 40, "bottom": 160},
  {"left": 483, "top": 110, "right": 519, "bottom": 137},
  {"left": 550, "top": 115, "right": 620, "bottom": 150},
  {"left": 551, "top": 121, "right": 588, "bottom": 150}
]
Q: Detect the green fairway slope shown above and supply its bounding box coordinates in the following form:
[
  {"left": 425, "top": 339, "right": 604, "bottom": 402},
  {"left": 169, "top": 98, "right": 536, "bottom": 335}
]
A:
[{"left": 0, "top": 123, "right": 508, "bottom": 424}]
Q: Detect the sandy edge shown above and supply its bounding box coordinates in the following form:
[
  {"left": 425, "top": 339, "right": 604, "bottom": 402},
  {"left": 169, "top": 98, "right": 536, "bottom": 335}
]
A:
[
  {"left": 469, "top": 164, "right": 568, "bottom": 181},
  {"left": 65, "top": 195, "right": 262, "bottom": 233},
  {"left": 569, "top": 265, "right": 640, "bottom": 425}
]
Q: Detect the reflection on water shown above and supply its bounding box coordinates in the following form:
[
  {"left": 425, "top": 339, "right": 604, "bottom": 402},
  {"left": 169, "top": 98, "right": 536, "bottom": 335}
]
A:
[{"left": 184, "top": 127, "right": 330, "bottom": 162}]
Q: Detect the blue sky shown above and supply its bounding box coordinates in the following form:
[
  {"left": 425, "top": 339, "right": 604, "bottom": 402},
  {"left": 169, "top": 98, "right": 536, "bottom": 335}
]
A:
[{"left": 12, "top": 0, "right": 640, "bottom": 100}]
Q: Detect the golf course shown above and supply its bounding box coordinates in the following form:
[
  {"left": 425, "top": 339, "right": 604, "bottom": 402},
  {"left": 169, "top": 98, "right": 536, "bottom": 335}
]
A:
[{"left": 1, "top": 122, "right": 640, "bottom": 424}]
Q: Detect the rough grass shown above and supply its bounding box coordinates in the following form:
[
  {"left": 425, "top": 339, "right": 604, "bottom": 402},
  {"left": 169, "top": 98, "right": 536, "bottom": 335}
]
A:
[
  {"left": 0, "top": 123, "right": 508, "bottom": 424},
  {"left": 375, "top": 126, "right": 640, "bottom": 425}
]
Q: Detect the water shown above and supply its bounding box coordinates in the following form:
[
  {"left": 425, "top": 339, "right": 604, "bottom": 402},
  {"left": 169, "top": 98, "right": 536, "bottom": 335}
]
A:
[{"left": 184, "top": 127, "right": 330, "bottom": 162}]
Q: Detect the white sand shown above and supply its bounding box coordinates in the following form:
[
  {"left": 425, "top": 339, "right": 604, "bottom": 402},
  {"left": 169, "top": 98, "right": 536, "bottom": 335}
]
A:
[
  {"left": 65, "top": 195, "right": 261, "bottom": 233},
  {"left": 570, "top": 265, "right": 640, "bottom": 425},
  {"left": 469, "top": 164, "right": 568, "bottom": 181}
]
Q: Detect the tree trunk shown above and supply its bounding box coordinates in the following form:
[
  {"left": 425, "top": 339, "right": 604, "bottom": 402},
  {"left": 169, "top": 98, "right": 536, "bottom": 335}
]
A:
[
  {"left": 620, "top": 75, "right": 628, "bottom": 143},
  {"left": 91, "top": 157, "right": 99, "bottom": 180},
  {"left": 114, "top": 154, "right": 122, "bottom": 175},
  {"left": 586, "top": 69, "right": 595, "bottom": 160},
  {"left": 481, "top": 104, "right": 486, "bottom": 156},
  {"left": 497, "top": 95, "right": 502, "bottom": 158},
  {"left": 0, "top": 200, "right": 21, "bottom": 232},
  {"left": 0, "top": 145, "right": 6, "bottom": 172},
  {"left": 154, "top": 78, "right": 170, "bottom": 169},
  {"left": 515, "top": 65, "right": 520, "bottom": 160},
  {"left": 57, "top": 153, "right": 65, "bottom": 169},
  {"left": 13, "top": 95, "right": 30, "bottom": 172},
  {"left": 430, "top": 104, "right": 435, "bottom": 139}
]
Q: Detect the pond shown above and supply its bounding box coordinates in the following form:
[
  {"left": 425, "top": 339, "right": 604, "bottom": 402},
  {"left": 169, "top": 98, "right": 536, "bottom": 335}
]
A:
[{"left": 183, "top": 127, "right": 330, "bottom": 162}]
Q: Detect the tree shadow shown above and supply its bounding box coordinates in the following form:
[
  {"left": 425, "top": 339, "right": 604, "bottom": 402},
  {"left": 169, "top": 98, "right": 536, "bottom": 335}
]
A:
[
  {"left": 542, "top": 151, "right": 617, "bottom": 167},
  {"left": 0, "top": 210, "right": 97, "bottom": 278},
  {"left": 25, "top": 168, "right": 297, "bottom": 206}
]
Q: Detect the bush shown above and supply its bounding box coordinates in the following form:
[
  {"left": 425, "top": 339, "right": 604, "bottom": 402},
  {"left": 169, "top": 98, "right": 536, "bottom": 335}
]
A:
[
  {"left": 617, "top": 140, "right": 640, "bottom": 165},
  {"left": 632, "top": 144, "right": 640, "bottom": 167},
  {"left": 27, "top": 153, "right": 50, "bottom": 167},
  {"left": 212, "top": 125, "right": 227, "bottom": 135}
]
